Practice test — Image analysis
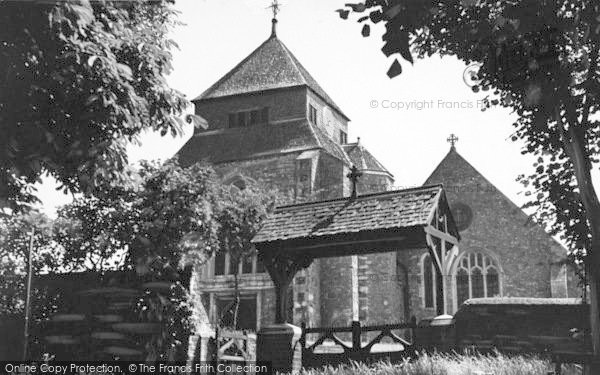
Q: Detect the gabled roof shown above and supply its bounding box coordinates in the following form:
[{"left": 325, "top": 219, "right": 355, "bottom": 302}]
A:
[
  {"left": 343, "top": 141, "right": 393, "bottom": 177},
  {"left": 424, "top": 146, "right": 567, "bottom": 259},
  {"left": 311, "top": 124, "right": 353, "bottom": 166},
  {"left": 177, "top": 119, "right": 352, "bottom": 167},
  {"left": 193, "top": 34, "right": 349, "bottom": 121},
  {"left": 253, "top": 185, "right": 445, "bottom": 244}
]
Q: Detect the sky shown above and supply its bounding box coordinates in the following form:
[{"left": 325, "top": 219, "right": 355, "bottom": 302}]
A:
[{"left": 34, "top": 0, "right": 599, "bottom": 220}]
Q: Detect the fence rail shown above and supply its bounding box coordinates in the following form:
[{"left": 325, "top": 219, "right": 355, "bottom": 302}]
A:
[
  {"left": 300, "top": 320, "right": 417, "bottom": 368},
  {"left": 216, "top": 328, "right": 257, "bottom": 374}
]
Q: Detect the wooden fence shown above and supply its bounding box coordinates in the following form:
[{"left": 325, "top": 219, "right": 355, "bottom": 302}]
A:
[
  {"left": 300, "top": 321, "right": 417, "bottom": 368},
  {"left": 215, "top": 328, "right": 257, "bottom": 375}
]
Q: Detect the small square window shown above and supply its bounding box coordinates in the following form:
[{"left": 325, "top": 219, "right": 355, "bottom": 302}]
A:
[
  {"left": 340, "top": 130, "right": 348, "bottom": 145},
  {"left": 237, "top": 112, "right": 247, "bottom": 127}
]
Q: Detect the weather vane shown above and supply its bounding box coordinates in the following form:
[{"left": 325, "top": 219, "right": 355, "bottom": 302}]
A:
[{"left": 267, "top": 0, "right": 281, "bottom": 20}]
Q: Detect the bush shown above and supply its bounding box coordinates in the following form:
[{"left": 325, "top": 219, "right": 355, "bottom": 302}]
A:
[{"left": 299, "top": 352, "right": 580, "bottom": 375}]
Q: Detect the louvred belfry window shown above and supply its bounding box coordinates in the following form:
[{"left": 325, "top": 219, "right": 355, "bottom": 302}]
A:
[
  {"left": 228, "top": 107, "right": 270, "bottom": 128},
  {"left": 455, "top": 252, "right": 501, "bottom": 306}
]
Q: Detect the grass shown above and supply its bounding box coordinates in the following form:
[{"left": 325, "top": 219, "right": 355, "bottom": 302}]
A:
[{"left": 298, "top": 352, "right": 582, "bottom": 375}]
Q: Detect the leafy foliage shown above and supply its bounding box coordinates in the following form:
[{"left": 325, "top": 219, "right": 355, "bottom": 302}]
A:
[
  {"left": 47, "top": 159, "right": 275, "bottom": 357},
  {"left": 0, "top": 212, "right": 58, "bottom": 314},
  {"left": 343, "top": 1, "right": 600, "bottom": 254},
  {"left": 342, "top": 0, "right": 600, "bottom": 357},
  {"left": 0, "top": 0, "right": 187, "bottom": 211}
]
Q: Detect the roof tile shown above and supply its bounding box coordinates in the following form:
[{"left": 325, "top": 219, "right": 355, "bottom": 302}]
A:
[
  {"left": 194, "top": 35, "right": 348, "bottom": 120},
  {"left": 253, "top": 185, "right": 443, "bottom": 244}
]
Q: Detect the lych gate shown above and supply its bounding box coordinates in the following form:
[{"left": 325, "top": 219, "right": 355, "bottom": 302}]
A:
[{"left": 252, "top": 184, "right": 460, "bottom": 371}]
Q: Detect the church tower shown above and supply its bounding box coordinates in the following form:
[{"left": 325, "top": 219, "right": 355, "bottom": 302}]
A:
[
  {"left": 178, "top": 11, "right": 396, "bottom": 330},
  {"left": 178, "top": 16, "right": 354, "bottom": 203}
]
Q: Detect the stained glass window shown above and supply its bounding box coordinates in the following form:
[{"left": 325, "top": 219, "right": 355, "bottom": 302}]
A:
[{"left": 455, "top": 251, "right": 501, "bottom": 306}]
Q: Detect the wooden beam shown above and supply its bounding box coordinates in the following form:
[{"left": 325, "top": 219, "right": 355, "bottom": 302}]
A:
[
  {"left": 285, "top": 236, "right": 407, "bottom": 251},
  {"left": 426, "top": 238, "right": 443, "bottom": 275},
  {"left": 425, "top": 225, "right": 459, "bottom": 245},
  {"left": 261, "top": 251, "right": 312, "bottom": 324}
]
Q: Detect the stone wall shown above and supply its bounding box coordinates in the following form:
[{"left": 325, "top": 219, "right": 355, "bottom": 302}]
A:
[
  {"left": 319, "top": 256, "right": 353, "bottom": 327},
  {"left": 217, "top": 154, "right": 301, "bottom": 202},
  {"left": 355, "top": 172, "right": 392, "bottom": 196},
  {"left": 306, "top": 89, "right": 348, "bottom": 142},
  {"left": 361, "top": 252, "right": 404, "bottom": 325}
]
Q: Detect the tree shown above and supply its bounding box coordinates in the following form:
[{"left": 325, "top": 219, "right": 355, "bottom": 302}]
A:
[
  {"left": 0, "top": 0, "right": 187, "bottom": 211},
  {"left": 215, "top": 182, "right": 278, "bottom": 329},
  {"left": 0, "top": 211, "right": 58, "bottom": 314},
  {"left": 341, "top": 0, "right": 600, "bottom": 365},
  {"left": 55, "top": 159, "right": 277, "bottom": 354}
]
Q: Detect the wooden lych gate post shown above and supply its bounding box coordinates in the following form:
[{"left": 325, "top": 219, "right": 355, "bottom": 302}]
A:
[
  {"left": 261, "top": 250, "right": 313, "bottom": 324},
  {"left": 253, "top": 250, "right": 311, "bottom": 374}
]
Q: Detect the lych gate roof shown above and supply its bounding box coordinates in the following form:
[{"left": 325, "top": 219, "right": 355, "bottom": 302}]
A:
[
  {"left": 193, "top": 34, "right": 349, "bottom": 121},
  {"left": 253, "top": 185, "right": 445, "bottom": 245}
]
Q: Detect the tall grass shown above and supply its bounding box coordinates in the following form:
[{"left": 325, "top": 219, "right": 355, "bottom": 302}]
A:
[{"left": 299, "top": 352, "right": 581, "bottom": 375}]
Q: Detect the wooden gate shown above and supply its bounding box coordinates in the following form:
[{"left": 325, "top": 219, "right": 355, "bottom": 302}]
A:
[
  {"left": 216, "top": 329, "right": 257, "bottom": 374},
  {"left": 300, "top": 320, "right": 417, "bottom": 368}
]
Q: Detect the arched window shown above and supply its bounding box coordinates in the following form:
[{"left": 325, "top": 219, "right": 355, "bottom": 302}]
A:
[
  {"left": 223, "top": 174, "right": 252, "bottom": 192},
  {"left": 422, "top": 254, "right": 436, "bottom": 309},
  {"left": 455, "top": 252, "right": 501, "bottom": 306}
]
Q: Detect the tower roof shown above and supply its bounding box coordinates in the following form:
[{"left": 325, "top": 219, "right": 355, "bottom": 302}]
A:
[
  {"left": 193, "top": 34, "right": 349, "bottom": 121},
  {"left": 177, "top": 118, "right": 351, "bottom": 167},
  {"left": 343, "top": 140, "right": 393, "bottom": 178}
]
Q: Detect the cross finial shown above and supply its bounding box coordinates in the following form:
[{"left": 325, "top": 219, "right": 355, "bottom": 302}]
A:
[
  {"left": 267, "top": 0, "right": 281, "bottom": 36},
  {"left": 447, "top": 133, "right": 459, "bottom": 149},
  {"left": 347, "top": 165, "right": 363, "bottom": 199}
]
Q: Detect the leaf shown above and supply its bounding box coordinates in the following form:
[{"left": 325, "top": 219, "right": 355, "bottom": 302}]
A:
[
  {"left": 345, "top": 3, "right": 367, "bottom": 12},
  {"left": 87, "top": 55, "right": 98, "bottom": 67},
  {"left": 369, "top": 10, "right": 383, "bottom": 24},
  {"left": 362, "top": 24, "right": 371, "bottom": 37},
  {"left": 335, "top": 9, "right": 350, "bottom": 19},
  {"left": 387, "top": 59, "right": 402, "bottom": 78},
  {"left": 70, "top": 3, "right": 95, "bottom": 27},
  {"left": 85, "top": 95, "right": 98, "bottom": 106},
  {"left": 117, "top": 63, "right": 133, "bottom": 80}
]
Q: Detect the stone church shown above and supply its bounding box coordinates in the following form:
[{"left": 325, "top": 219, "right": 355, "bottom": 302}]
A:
[{"left": 177, "top": 19, "right": 578, "bottom": 330}]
